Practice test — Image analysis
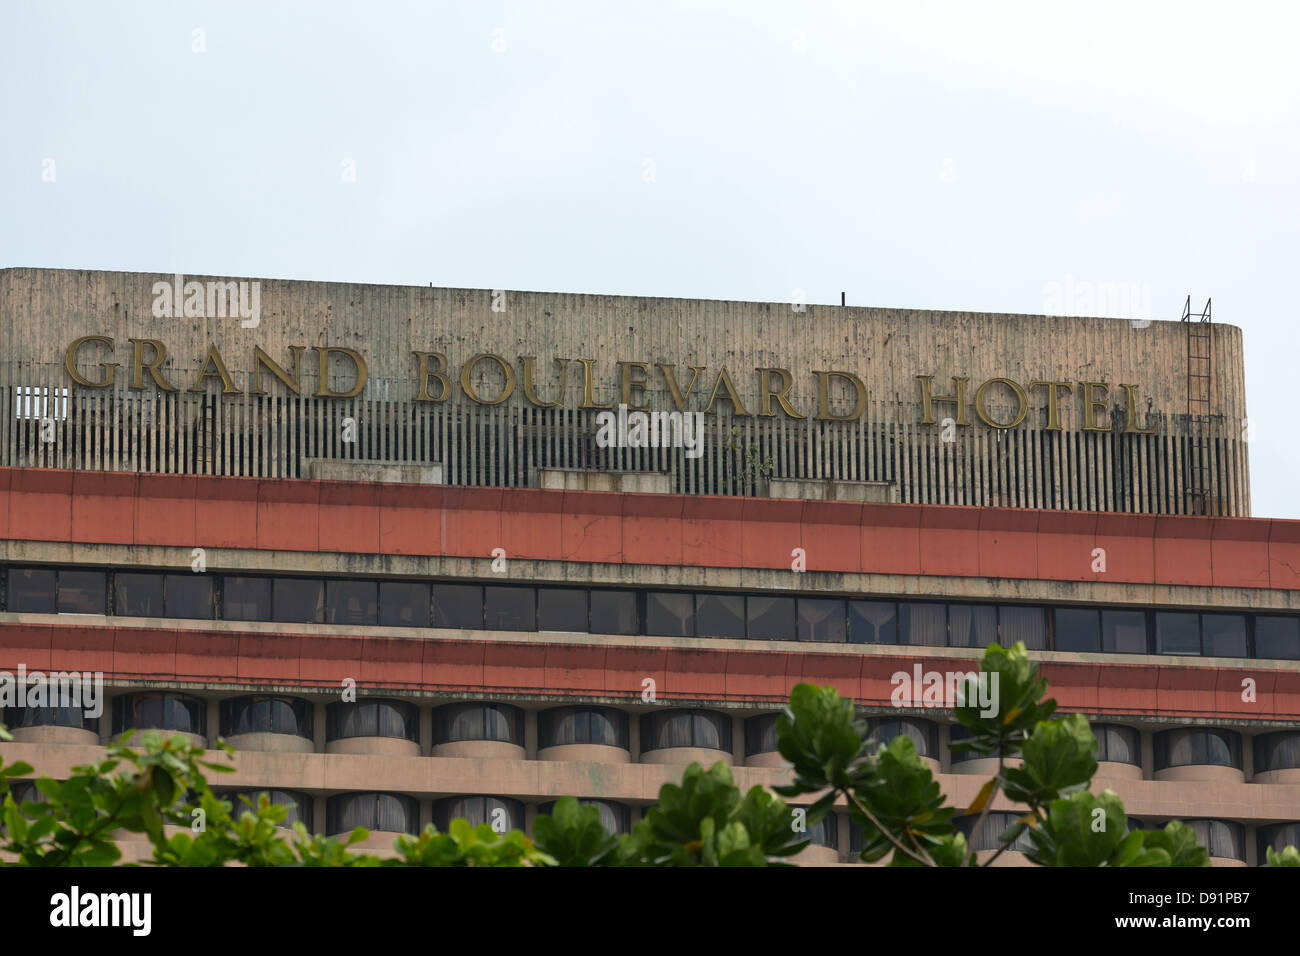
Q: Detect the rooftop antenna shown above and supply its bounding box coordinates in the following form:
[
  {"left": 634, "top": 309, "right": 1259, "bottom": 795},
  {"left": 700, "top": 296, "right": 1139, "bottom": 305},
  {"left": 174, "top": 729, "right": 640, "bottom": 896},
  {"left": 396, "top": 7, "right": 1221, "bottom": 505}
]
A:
[{"left": 841, "top": 292, "right": 845, "bottom": 306}]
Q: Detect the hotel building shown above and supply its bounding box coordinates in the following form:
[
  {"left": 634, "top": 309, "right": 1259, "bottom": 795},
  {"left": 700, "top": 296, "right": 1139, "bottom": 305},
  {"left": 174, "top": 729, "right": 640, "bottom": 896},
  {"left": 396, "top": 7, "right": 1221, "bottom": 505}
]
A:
[{"left": 0, "top": 267, "right": 1295, "bottom": 865}]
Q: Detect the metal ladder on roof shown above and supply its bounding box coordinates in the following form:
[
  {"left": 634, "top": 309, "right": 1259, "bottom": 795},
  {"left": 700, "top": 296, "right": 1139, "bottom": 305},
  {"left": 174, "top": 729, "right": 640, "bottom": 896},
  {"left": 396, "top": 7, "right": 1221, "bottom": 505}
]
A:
[{"left": 1182, "top": 295, "right": 1213, "bottom": 515}]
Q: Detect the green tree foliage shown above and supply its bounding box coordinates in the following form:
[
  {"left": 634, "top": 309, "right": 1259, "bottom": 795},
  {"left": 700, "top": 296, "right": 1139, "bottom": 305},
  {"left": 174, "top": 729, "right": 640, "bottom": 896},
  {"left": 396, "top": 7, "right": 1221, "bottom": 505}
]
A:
[{"left": 0, "top": 644, "right": 1294, "bottom": 866}]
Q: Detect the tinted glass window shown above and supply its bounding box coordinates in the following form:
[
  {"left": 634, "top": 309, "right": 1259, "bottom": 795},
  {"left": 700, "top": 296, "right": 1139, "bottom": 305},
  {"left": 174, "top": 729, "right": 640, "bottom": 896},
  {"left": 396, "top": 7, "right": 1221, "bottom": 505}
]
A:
[
  {"left": 1155, "top": 612, "right": 1200, "bottom": 655},
  {"left": 115, "top": 572, "right": 163, "bottom": 617},
  {"left": 2, "top": 703, "right": 98, "bottom": 732},
  {"left": 1054, "top": 608, "right": 1100, "bottom": 652},
  {"left": 797, "top": 598, "right": 845, "bottom": 643},
  {"left": 695, "top": 593, "right": 744, "bottom": 638},
  {"left": 848, "top": 600, "right": 896, "bottom": 644},
  {"left": 164, "top": 574, "right": 214, "bottom": 619},
  {"left": 1202, "top": 614, "right": 1247, "bottom": 658},
  {"left": 229, "top": 789, "right": 312, "bottom": 829},
  {"left": 432, "top": 703, "right": 523, "bottom": 745},
  {"left": 1185, "top": 819, "right": 1245, "bottom": 860},
  {"left": 956, "top": 811, "right": 1034, "bottom": 852},
  {"left": 431, "top": 584, "right": 482, "bottom": 628},
  {"left": 484, "top": 586, "right": 535, "bottom": 631},
  {"left": 273, "top": 578, "right": 324, "bottom": 624},
  {"left": 898, "top": 602, "right": 946, "bottom": 646},
  {"left": 539, "top": 799, "right": 631, "bottom": 834},
  {"left": 1094, "top": 724, "right": 1140, "bottom": 764},
  {"left": 1259, "top": 823, "right": 1300, "bottom": 860},
  {"left": 867, "top": 718, "right": 939, "bottom": 759},
  {"left": 326, "top": 580, "right": 378, "bottom": 626},
  {"left": 223, "top": 576, "right": 270, "bottom": 620},
  {"left": 590, "top": 590, "right": 638, "bottom": 635},
  {"left": 326, "top": 699, "right": 419, "bottom": 742},
  {"left": 539, "top": 707, "right": 629, "bottom": 749},
  {"left": 744, "top": 714, "right": 781, "bottom": 755},
  {"left": 112, "top": 693, "right": 206, "bottom": 736},
  {"left": 1253, "top": 732, "right": 1300, "bottom": 773},
  {"left": 799, "top": 811, "right": 839, "bottom": 849},
  {"left": 538, "top": 588, "right": 588, "bottom": 632},
  {"left": 328, "top": 793, "right": 418, "bottom": 834},
  {"left": 432, "top": 795, "right": 523, "bottom": 832},
  {"left": 219, "top": 696, "right": 313, "bottom": 738},
  {"left": 1256, "top": 616, "right": 1300, "bottom": 660},
  {"left": 999, "top": 605, "right": 1046, "bottom": 649},
  {"left": 379, "top": 581, "right": 430, "bottom": 628},
  {"left": 646, "top": 592, "right": 693, "bottom": 636},
  {"left": 747, "top": 596, "right": 795, "bottom": 641},
  {"left": 1102, "top": 610, "right": 1146, "bottom": 654},
  {"left": 8, "top": 568, "right": 56, "bottom": 613},
  {"left": 59, "top": 570, "right": 107, "bottom": 614},
  {"left": 640, "top": 710, "right": 732, "bottom": 752},
  {"left": 949, "top": 604, "right": 997, "bottom": 648},
  {"left": 1154, "top": 728, "right": 1242, "bottom": 769}
]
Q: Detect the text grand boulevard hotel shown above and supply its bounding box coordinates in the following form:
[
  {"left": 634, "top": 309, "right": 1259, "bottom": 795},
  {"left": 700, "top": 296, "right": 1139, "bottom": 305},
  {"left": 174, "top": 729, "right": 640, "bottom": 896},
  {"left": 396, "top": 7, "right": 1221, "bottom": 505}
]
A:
[{"left": 1, "top": 267, "right": 1297, "bottom": 865}]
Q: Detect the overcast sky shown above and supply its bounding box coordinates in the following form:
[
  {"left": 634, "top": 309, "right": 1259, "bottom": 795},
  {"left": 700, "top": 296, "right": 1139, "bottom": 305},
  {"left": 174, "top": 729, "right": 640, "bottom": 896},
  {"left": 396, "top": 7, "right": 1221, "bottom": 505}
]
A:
[{"left": 3, "top": 1, "right": 1297, "bottom": 517}]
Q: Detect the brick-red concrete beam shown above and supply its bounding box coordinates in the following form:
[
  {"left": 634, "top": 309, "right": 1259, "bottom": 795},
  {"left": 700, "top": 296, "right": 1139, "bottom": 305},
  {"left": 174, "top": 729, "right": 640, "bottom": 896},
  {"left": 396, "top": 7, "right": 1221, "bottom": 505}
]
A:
[
  {"left": 1, "top": 622, "right": 1296, "bottom": 722},
  {"left": 3, "top": 467, "right": 1300, "bottom": 590}
]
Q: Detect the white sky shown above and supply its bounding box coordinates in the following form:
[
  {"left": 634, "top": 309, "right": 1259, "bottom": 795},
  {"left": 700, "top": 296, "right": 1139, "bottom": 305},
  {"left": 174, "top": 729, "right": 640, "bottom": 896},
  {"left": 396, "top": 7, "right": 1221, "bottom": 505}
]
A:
[{"left": 2, "top": 0, "right": 1297, "bottom": 517}]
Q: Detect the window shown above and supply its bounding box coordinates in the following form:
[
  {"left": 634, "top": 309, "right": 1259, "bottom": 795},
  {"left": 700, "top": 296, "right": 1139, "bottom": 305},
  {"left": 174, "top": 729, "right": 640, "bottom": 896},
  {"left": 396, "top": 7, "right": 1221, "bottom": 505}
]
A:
[
  {"left": 273, "top": 578, "right": 324, "bottom": 624},
  {"left": 1183, "top": 819, "right": 1245, "bottom": 861},
  {"left": 1253, "top": 731, "right": 1300, "bottom": 773},
  {"left": 867, "top": 718, "right": 939, "bottom": 759},
  {"left": 219, "top": 696, "right": 313, "bottom": 739},
  {"left": 1154, "top": 728, "right": 1242, "bottom": 770},
  {"left": 538, "top": 588, "right": 588, "bottom": 632},
  {"left": 223, "top": 576, "right": 270, "bottom": 620},
  {"left": 59, "top": 570, "right": 107, "bottom": 615},
  {"left": 590, "top": 590, "right": 638, "bottom": 635},
  {"left": 955, "top": 811, "right": 1034, "bottom": 853},
  {"left": 1155, "top": 612, "right": 1200, "bottom": 655},
  {"left": 379, "top": 581, "right": 430, "bottom": 628},
  {"left": 14, "top": 385, "right": 68, "bottom": 420},
  {"left": 1256, "top": 616, "right": 1300, "bottom": 660},
  {"left": 1102, "top": 610, "right": 1147, "bottom": 654},
  {"left": 949, "top": 604, "right": 997, "bottom": 648},
  {"left": 796, "top": 811, "right": 839, "bottom": 849},
  {"left": 747, "top": 596, "right": 795, "bottom": 641},
  {"left": 327, "top": 793, "right": 418, "bottom": 835},
  {"left": 115, "top": 572, "right": 164, "bottom": 617},
  {"left": 797, "top": 598, "right": 846, "bottom": 643},
  {"left": 112, "top": 693, "right": 206, "bottom": 736},
  {"left": 164, "top": 574, "right": 215, "bottom": 619},
  {"left": 326, "top": 580, "right": 378, "bottom": 626},
  {"left": 7, "top": 568, "right": 56, "bottom": 613},
  {"left": 1202, "top": 614, "right": 1247, "bottom": 658},
  {"left": 898, "top": 602, "right": 946, "bottom": 646},
  {"left": 947, "top": 725, "right": 989, "bottom": 764},
  {"left": 325, "top": 699, "right": 419, "bottom": 742},
  {"left": 646, "top": 591, "right": 693, "bottom": 636},
  {"left": 538, "top": 707, "right": 629, "bottom": 749},
  {"left": 1093, "top": 724, "right": 1140, "bottom": 764},
  {"left": 1259, "top": 823, "right": 1300, "bottom": 863},
  {"left": 999, "top": 605, "right": 1047, "bottom": 649},
  {"left": 228, "top": 789, "right": 313, "bottom": 829},
  {"left": 2, "top": 703, "right": 97, "bottom": 732},
  {"left": 432, "top": 703, "right": 523, "bottom": 745},
  {"left": 744, "top": 714, "right": 781, "bottom": 756},
  {"left": 848, "top": 600, "right": 896, "bottom": 644},
  {"left": 695, "top": 593, "right": 744, "bottom": 638},
  {"left": 431, "top": 584, "right": 482, "bottom": 629},
  {"left": 640, "top": 709, "right": 732, "bottom": 753},
  {"left": 432, "top": 795, "right": 523, "bottom": 832},
  {"left": 538, "top": 799, "right": 632, "bottom": 834},
  {"left": 484, "top": 586, "right": 535, "bottom": 631},
  {"left": 1054, "top": 608, "right": 1100, "bottom": 652}
]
